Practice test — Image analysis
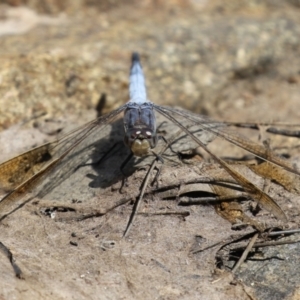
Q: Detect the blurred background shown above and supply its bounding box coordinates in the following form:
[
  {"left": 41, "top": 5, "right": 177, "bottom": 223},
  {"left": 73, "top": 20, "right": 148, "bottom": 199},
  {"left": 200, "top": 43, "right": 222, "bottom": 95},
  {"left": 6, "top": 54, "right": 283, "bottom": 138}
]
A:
[{"left": 0, "top": 0, "right": 299, "bottom": 130}]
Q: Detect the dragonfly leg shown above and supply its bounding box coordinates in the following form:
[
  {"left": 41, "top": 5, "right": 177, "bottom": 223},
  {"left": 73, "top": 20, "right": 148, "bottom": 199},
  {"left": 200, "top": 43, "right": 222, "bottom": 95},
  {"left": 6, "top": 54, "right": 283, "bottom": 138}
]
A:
[
  {"left": 150, "top": 165, "right": 163, "bottom": 188},
  {"left": 159, "top": 135, "right": 178, "bottom": 155},
  {"left": 147, "top": 150, "right": 164, "bottom": 187}
]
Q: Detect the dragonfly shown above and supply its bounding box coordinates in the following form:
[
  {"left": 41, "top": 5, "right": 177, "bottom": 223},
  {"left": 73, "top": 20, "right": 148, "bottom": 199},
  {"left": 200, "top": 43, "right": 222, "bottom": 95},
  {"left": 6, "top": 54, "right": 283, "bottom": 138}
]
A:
[{"left": 0, "top": 52, "right": 299, "bottom": 228}]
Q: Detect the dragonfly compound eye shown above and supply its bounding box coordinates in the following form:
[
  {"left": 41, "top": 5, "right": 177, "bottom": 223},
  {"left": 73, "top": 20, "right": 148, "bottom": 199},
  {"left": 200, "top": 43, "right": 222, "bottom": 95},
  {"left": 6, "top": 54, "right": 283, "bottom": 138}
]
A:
[
  {"left": 145, "top": 131, "right": 152, "bottom": 138},
  {"left": 131, "top": 131, "right": 141, "bottom": 139}
]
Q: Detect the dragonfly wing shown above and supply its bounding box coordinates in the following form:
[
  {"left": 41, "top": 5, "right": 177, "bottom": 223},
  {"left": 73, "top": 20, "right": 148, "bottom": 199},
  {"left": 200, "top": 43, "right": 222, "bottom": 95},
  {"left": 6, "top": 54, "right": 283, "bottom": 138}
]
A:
[
  {"left": 157, "top": 106, "right": 300, "bottom": 176},
  {"left": 0, "top": 105, "right": 127, "bottom": 219},
  {"left": 154, "top": 105, "right": 292, "bottom": 221},
  {"left": 0, "top": 143, "right": 54, "bottom": 192}
]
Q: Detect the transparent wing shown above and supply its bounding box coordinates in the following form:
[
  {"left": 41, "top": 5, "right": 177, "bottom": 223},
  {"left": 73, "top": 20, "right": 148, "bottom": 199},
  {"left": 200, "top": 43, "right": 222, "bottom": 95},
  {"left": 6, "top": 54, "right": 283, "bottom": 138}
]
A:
[
  {"left": 156, "top": 106, "right": 299, "bottom": 175},
  {"left": 0, "top": 104, "right": 127, "bottom": 219},
  {"left": 154, "top": 105, "right": 300, "bottom": 221}
]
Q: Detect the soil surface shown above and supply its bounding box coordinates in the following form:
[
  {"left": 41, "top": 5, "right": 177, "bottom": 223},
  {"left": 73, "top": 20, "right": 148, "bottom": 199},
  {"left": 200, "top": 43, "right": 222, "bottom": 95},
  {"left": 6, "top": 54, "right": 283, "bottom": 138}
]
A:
[{"left": 0, "top": 1, "right": 300, "bottom": 299}]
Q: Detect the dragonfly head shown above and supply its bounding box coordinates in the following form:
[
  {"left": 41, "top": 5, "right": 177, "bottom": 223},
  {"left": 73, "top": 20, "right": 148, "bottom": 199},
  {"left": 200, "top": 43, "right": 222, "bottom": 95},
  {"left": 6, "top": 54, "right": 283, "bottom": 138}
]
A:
[
  {"left": 124, "top": 128, "right": 157, "bottom": 157},
  {"left": 123, "top": 102, "right": 158, "bottom": 157}
]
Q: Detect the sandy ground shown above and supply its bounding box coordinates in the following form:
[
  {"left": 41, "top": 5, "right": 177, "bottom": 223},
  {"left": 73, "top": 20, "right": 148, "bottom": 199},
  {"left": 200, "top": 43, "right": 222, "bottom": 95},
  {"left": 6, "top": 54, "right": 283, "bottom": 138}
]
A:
[{"left": 0, "top": 1, "right": 300, "bottom": 299}]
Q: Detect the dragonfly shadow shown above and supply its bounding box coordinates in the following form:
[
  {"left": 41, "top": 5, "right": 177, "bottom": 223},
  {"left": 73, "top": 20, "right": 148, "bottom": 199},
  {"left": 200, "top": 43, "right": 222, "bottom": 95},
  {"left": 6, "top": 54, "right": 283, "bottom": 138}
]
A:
[
  {"left": 33, "top": 115, "right": 133, "bottom": 201},
  {"left": 84, "top": 117, "right": 134, "bottom": 189}
]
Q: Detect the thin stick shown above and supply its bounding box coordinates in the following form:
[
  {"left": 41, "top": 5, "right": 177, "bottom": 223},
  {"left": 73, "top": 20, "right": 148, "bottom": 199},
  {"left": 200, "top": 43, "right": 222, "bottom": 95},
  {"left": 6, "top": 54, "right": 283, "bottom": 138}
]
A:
[
  {"left": 268, "top": 229, "right": 300, "bottom": 236},
  {"left": 138, "top": 211, "right": 190, "bottom": 217},
  {"left": 232, "top": 233, "right": 259, "bottom": 274},
  {"left": 123, "top": 158, "right": 159, "bottom": 237},
  {"left": 230, "top": 239, "right": 300, "bottom": 251}
]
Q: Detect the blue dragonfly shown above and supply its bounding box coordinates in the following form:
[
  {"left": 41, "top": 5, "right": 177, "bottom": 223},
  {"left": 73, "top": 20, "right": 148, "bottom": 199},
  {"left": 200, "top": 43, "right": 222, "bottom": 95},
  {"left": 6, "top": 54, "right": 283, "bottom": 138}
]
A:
[{"left": 0, "top": 52, "right": 299, "bottom": 227}]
